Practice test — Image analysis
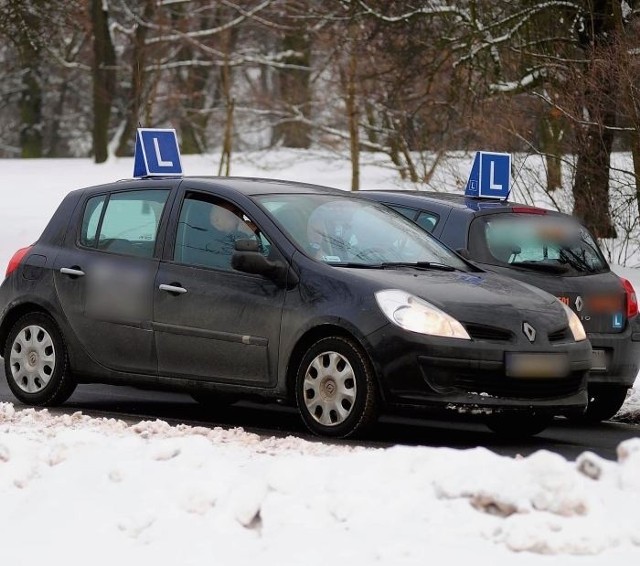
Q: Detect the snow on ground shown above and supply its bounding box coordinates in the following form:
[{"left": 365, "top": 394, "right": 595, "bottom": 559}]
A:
[
  {"left": 1, "top": 402, "right": 640, "bottom": 565},
  {"left": 1, "top": 151, "right": 640, "bottom": 563}
]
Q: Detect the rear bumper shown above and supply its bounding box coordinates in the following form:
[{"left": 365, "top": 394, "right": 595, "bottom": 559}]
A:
[{"left": 588, "top": 317, "right": 640, "bottom": 387}]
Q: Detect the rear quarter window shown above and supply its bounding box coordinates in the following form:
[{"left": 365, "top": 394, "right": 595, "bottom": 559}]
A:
[{"left": 79, "top": 189, "right": 170, "bottom": 258}]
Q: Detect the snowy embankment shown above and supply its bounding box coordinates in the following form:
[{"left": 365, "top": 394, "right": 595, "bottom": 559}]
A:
[{"left": 1, "top": 402, "right": 640, "bottom": 565}]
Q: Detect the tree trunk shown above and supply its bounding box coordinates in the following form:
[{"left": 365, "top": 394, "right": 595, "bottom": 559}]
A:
[
  {"left": 572, "top": 0, "right": 620, "bottom": 238},
  {"left": 539, "top": 110, "right": 564, "bottom": 191},
  {"left": 14, "top": 8, "right": 43, "bottom": 158},
  {"left": 116, "top": 0, "right": 155, "bottom": 157},
  {"left": 90, "top": 0, "right": 116, "bottom": 163},
  {"left": 272, "top": 27, "right": 312, "bottom": 148},
  {"left": 346, "top": 46, "right": 360, "bottom": 191},
  {"left": 19, "top": 63, "right": 43, "bottom": 158}
]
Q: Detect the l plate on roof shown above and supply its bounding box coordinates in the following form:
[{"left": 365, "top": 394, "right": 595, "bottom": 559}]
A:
[
  {"left": 464, "top": 151, "right": 511, "bottom": 200},
  {"left": 133, "top": 128, "right": 183, "bottom": 177}
]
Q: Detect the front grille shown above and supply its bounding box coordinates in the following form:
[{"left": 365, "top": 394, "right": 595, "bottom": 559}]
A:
[
  {"left": 464, "top": 323, "right": 513, "bottom": 342},
  {"left": 548, "top": 327, "right": 571, "bottom": 343}
]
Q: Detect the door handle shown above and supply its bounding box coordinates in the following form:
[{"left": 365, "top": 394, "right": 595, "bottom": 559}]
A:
[
  {"left": 60, "top": 267, "right": 85, "bottom": 277},
  {"left": 159, "top": 283, "right": 187, "bottom": 295}
]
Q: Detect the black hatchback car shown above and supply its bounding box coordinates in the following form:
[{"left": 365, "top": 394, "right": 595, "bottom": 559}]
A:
[
  {"left": 364, "top": 190, "right": 640, "bottom": 421},
  {"left": 0, "top": 178, "right": 593, "bottom": 437}
]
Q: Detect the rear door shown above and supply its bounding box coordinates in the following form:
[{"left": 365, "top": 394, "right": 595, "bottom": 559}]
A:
[
  {"left": 153, "top": 188, "right": 286, "bottom": 386},
  {"left": 53, "top": 181, "right": 176, "bottom": 374}
]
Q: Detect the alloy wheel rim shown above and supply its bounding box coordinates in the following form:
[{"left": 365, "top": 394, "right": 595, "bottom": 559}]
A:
[
  {"left": 9, "top": 325, "right": 56, "bottom": 393},
  {"left": 303, "top": 351, "right": 357, "bottom": 426}
]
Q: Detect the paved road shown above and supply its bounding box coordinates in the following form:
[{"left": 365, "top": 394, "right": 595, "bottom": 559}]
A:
[{"left": 1, "top": 367, "right": 638, "bottom": 460}]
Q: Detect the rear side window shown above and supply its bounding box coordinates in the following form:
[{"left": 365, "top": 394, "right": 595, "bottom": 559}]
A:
[
  {"left": 80, "top": 195, "right": 106, "bottom": 247},
  {"left": 388, "top": 204, "right": 417, "bottom": 221},
  {"left": 79, "top": 189, "right": 170, "bottom": 258},
  {"left": 415, "top": 211, "right": 439, "bottom": 233}
]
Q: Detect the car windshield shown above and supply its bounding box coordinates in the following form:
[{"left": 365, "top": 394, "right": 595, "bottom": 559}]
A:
[
  {"left": 257, "top": 194, "right": 469, "bottom": 270},
  {"left": 476, "top": 214, "right": 608, "bottom": 275}
]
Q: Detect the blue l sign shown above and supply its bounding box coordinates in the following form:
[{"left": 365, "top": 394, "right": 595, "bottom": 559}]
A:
[
  {"left": 465, "top": 151, "right": 511, "bottom": 199},
  {"left": 613, "top": 313, "right": 624, "bottom": 329},
  {"left": 133, "top": 128, "right": 183, "bottom": 177}
]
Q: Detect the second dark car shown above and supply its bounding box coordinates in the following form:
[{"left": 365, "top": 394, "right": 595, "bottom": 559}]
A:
[
  {"left": 0, "top": 178, "right": 592, "bottom": 437},
  {"left": 364, "top": 190, "right": 640, "bottom": 421}
]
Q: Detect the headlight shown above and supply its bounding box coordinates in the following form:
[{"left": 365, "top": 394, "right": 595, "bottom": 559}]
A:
[
  {"left": 559, "top": 301, "right": 587, "bottom": 342},
  {"left": 375, "top": 289, "right": 470, "bottom": 339}
]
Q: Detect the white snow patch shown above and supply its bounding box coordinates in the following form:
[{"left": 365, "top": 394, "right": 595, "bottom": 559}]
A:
[{"left": 1, "top": 403, "right": 640, "bottom": 564}]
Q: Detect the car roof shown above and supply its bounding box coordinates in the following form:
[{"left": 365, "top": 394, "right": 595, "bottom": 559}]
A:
[
  {"left": 75, "top": 176, "right": 347, "bottom": 197},
  {"left": 364, "top": 189, "right": 565, "bottom": 216}
]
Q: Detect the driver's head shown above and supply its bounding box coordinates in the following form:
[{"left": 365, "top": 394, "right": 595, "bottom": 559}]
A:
[{"left": 209, "top": 201, "right": 242, "bottom": 232}]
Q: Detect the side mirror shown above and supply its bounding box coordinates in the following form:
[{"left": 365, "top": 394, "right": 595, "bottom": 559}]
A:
[
  {"left": 232, "top": 239, "right": 298, "bottom": 288},
  {"left": 235, "top": 238, "right": 260, "bottom": 253}
]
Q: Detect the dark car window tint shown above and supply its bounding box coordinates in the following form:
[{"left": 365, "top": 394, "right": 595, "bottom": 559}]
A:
[
  {"left": 95, "top": 190, "right": 169, "bottom": 257},
  {"left": 387, "top": 204, "right": 417, "bottom": 221},
  {"left": 174, "top": 195, "right": 267, "bottom": 271},
  {"left": 475, "top": 214, "right": 608, "bottom": 275},
  {"left": 415, "top": 211, "right": 439, "bottom": 233},
  {"left": 258, "top": 194, "right": 468, "bottom": 270},
  {"left": 80, "top": 195, "right": 106, "bottom": 247}
]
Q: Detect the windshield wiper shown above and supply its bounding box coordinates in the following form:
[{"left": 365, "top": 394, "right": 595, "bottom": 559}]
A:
[
  {"left": 379, "top": 261, "right": 457, "bottom": 272},
  {"left": 328, "top": 262, "right": 383, "bottom": 269},
  {"left": 329, "top": 261, "right": 458, "bottom": 271},
  {"left": 559, "top": 248, "right": 595, "bottom": 273},
  {"left": 510, "top": 261, "right": 569, "bottom": 274}
]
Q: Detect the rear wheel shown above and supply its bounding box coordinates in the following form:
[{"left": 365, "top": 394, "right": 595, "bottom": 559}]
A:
[
  {"left": 485, "top": 412, "right": 552, "bottom": 438},
  {"left": 3, "top": 313, "right": 76, "bottom": 406},
  {"left": 295, "top": 336, "right": 378, "bottom": 438},
  {"left": 578, "top": 384, "right": 629, "bottom": 423}
]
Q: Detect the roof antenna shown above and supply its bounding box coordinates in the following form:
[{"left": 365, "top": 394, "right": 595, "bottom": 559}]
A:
[{"left": 510, "top": 151, "right": 533, "bottom": 204}]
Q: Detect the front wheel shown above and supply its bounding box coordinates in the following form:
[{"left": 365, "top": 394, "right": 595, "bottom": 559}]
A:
[
  {"left": 295, "top": 336, "right": 378, "bottom": 438},
  {"left": 485, "top": 412, "right": 552, "bottom": 438},
  {"left": 3, "top": 312, "right": 76, "bottom": 406}
]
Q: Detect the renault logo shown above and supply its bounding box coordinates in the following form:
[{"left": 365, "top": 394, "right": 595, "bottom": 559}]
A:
[
  {"left": 523, "top": 322, "right": 536, "bottom": 343},
  {"left": 575, "top": 296, "right": 584, "bottom": 312}
]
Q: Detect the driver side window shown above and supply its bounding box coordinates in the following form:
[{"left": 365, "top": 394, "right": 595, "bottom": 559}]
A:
[{"left": 174, "top": 194, "right": 269, "bottom": 271}]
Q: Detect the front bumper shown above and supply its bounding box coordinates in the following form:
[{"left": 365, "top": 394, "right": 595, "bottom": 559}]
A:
[
  {"left": 366, "top": 324, "right": 591, "bottom": 416},
  {"left": 587, "top": 317, "right": 640, "bottom": 387}
]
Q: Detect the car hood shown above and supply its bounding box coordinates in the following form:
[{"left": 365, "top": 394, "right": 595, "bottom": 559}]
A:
[{"left": 341, "top": 266, "right": 569, "bottom": 334}]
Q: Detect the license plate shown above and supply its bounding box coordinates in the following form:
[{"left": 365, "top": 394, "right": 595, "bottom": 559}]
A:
[
  {"left": 591, "top": 349, "right": 608, "bottom": 372},
  {"left": 506, "top": 353, "right": 570, "bottom": 378}
]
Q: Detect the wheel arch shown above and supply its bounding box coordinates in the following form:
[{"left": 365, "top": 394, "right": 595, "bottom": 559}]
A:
[
  {"left": 0, "top": 301, "right": 55, "bottom": 354},
  {"left": 284, "top": 322, "right": 384, "bottom": 404}
]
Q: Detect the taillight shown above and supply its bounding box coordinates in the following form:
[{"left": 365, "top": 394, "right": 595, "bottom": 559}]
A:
[
  {"left": 621, "top": 277, "right": 638, "bottom": 318},
  {"left": 5, "top": 246, "right": 33, "bottom": 278}
]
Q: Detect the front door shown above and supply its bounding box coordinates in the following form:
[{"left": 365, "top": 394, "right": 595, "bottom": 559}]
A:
[{"left": 153, "top": 191, "right": 286, "bottom": 385}]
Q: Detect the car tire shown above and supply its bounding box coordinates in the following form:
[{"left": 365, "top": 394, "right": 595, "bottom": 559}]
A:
[
  {"left": 295, "top": 335, "right": 378, "bottom": 438},
  {"left": 3, "top": 312, "right": 76, "bottom": 406},
  {"left": 485, "top": 412, "right": 552, "bottom": 438},
  {"left": 576, "top": 384, "right": 629, "bottom": 423}
]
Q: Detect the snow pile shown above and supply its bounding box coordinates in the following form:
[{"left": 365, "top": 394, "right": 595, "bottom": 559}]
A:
[{"left": 1, "top": 403, "right": 640, "bottom": 565}]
